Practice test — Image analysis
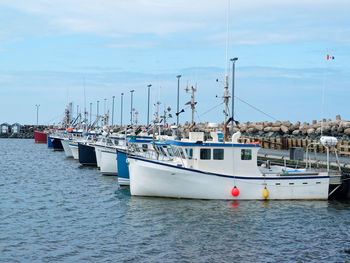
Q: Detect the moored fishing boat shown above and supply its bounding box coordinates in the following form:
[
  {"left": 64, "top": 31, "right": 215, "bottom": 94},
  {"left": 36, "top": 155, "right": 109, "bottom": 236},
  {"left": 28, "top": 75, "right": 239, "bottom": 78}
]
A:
[
  {"left": 34, "top": 130, "right": 47, "bottom": 143},
  {"left": 99, "top": 136, "right": 153, "bottom": 176},
  {"left": 50, "top": 134, "right": 64, "bottom": 151},
  {"left": 69, "top": 141, "right": 79, "bottom": 159},
  {"left": 128, "top": 132, "right": 334, "bottom": 200},
  {"left": 100, "top": 149, "right": 118, "bottom": 175},
  {"left": 47, "top": 136, "right": 53, "bottom": 148},
  {"left": 78, "top": 142, "right": 97, "bottom": 166}
]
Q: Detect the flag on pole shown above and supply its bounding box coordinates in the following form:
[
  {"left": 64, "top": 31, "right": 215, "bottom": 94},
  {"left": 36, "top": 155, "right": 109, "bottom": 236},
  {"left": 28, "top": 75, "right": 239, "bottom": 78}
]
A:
[{"left": 326, "top": 54, "right": 335, "bottom": 60}]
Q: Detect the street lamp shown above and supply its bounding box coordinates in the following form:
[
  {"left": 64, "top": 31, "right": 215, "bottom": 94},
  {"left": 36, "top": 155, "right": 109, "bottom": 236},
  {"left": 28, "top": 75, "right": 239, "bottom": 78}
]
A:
[
  {"left": 130, "top": 90, "right": 135, "bottom": 125},
  {"left": 97, "top": 100, "right": 99, "bottom": 127},
  {"left": 147, "top": 84, "right": 152, "bottom": 126},
  {"left": 89, "top": 102, "right": 92, "bottom": 126},
  {"left": 112, "top": 96, "right": 115, "bottom": 126},
  {"left": 176, "top": 75, "right": 182, "bottom": 127},
  {"left": 120, "top": 93, "right": 124, "bottom": 127},
  {"left": 230, "top": 57, "right": 238, "bottom": 128},
  {"left": 35, "top": 104, "right": 40, "bottom": 126},
  {"left": 104, "top": 98, "right": 107, "bottom": 126}
]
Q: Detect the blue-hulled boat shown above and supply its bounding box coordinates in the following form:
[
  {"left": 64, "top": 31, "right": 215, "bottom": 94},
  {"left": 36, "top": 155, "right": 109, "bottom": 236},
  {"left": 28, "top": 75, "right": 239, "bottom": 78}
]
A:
[
  {"left": 117, "top": 150, "right": 130, "bottom": 186},
  {"left": 47, "top": 136, "right": 53, "bottom": 148},
  {"left": 78, "top": 142, "right": 97, "bottom": 166}
]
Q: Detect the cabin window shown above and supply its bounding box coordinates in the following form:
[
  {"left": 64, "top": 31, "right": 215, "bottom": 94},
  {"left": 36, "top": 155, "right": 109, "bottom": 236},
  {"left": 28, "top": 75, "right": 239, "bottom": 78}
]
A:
[
  {"left": 200, "top": 149, "right": 211, "bottom": 160},
  {"left": 142, "top": 144, "right": 148, "bottom": 152},
  {"left": 185, "top": 148, "right": 193, "bottom": 159},
  {"left": 241, "top": 149, "right": 252, "bottom": 160},
  {"left": 156, "top": 146, "right": 166, "bottom": 156},
  {"left": 213, "top": 149, "right": 224, "bottom": 160},
  {"left": 173, "top": 147, "right": 181, "bottom": 158},
  {"left": 167, "top": 147, "right": 174, "bottom": 157},
  {"left": 178, "top": 148, "right": 186, "bottom": 159}
]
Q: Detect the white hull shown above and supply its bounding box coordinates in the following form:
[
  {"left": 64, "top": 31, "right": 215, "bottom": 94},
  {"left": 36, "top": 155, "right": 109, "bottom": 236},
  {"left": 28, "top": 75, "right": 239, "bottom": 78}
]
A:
[
  {"left": 129, "top": 157, "right": 330, "bottom": 200},
  {"left": 100, "top": 150, "right": 118, "bottom": 176},
  {"left": 61, "top": 139, "right": 73, "bottom": 158},
  {"left": 69, "top": 143, "right": 79, "bottom": 160},
  {"left": 94, "top": 145, "right": 104, "bottom": 168}
]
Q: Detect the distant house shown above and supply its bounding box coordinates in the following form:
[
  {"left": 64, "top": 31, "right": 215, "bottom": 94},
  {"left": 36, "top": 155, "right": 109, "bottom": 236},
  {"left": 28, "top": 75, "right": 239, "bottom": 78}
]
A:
[
  {"left": 1, "top": 123, "right": 9, "bottom": 134},
  {"left": 11, "top": 123, "right": 21, "bottom": 134}
]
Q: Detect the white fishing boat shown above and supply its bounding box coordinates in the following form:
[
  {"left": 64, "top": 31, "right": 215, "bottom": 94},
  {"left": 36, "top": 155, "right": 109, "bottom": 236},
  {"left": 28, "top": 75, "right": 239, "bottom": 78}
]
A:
[
  {"left": 99, "top": 136, "right": 153, "bottom": 176},
  {"left": 94, "top": 136, "right": 125, "bottom": 168},
  {"left": 61, "top": 131, "right": 84, "bottom": 158},
  {"left": 61, "top": 138, "right": 73, "bottom": 157},
  {"left": 69, "top": 141, "right": 79, "bottom": 160},
  {"left": 128, "top": 131, "right": 339, "bottom": 200},
  {"left": 100, "top": 149, "right": 118, "bottom": 175}
]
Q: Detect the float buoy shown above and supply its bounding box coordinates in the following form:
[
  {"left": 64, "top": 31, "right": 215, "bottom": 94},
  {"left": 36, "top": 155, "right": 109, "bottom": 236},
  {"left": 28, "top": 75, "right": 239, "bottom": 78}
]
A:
[
  {"left": 262, "top": 187, "right": 269, "bottom": 199},
  {"left": 231, "top": 186, "right": 240, "bottom": 197}
]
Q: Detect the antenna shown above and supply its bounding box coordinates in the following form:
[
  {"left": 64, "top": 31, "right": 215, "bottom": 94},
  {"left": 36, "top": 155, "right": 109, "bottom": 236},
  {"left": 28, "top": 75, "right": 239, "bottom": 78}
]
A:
[
  {"left": 225, "top": 0, "right": 230, "bottom": 78},
  {"left": 223, "top": 0, "right": 231, "bottom": 124},
  {"left": 83, "top": 77, "right": 87, "bottom": 128},
  {"left": 321, "top": 50, "right": 327, "bottom": 136}
]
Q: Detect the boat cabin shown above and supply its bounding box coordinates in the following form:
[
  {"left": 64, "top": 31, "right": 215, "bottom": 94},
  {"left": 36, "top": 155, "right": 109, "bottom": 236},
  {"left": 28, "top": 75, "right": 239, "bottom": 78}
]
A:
[{"left": 165, "top": 132, "right": 261, "bottom": 176}]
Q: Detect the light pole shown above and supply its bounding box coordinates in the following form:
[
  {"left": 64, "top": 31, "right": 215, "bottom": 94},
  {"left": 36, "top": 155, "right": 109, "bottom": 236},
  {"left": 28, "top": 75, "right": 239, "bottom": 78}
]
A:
[
  {"left": 230, "top": 57, "right": 238, "bottom": 128},
  {"left": 97, "top": 100, "right": 99, "bottom": 127},
  {"left": 89, "top": 102, "right": 92, "bottom": 126},
  {"left": 120, "top": 93, "right": 124, "bottom": 127},
  {"left": 35, "top": 104, "right": 40, "bottom": 126},
  {"left": 112, "top": 96, "right": 115, "bottom": 126},
  {"left": 147, "top": 84, "right": 152, "bottom": 126},
  {"left": 130, "top": 90, "right": 135, "bottom": 125},
  {"left": 104, "top": 98, "right": 107, "bottom": 126},
  {"left": 176, "top": 75, "right": 181, "bottom": 127}
]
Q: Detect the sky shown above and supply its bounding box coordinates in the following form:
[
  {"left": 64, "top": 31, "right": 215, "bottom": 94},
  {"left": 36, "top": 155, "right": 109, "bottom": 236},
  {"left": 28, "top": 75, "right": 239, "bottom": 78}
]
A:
[{"left": 0, "top": 0, "right": 349, "bottom": 125}]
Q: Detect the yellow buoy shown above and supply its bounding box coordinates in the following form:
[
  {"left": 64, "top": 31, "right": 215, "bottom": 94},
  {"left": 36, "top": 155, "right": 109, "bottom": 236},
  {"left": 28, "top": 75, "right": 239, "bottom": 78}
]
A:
[{"left": 262, "top": 187, "right": 269, "bottom": 199}]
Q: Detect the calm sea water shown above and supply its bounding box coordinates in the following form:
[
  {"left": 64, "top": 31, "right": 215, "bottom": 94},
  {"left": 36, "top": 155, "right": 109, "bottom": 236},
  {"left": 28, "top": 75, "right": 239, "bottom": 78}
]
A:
[{"left": 1, "top": 139, "right": 350, "bottom": 263}]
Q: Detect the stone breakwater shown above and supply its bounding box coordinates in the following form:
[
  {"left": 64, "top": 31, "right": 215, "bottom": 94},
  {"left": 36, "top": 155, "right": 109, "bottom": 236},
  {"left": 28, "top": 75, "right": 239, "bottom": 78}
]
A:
[
  {"left": 0, "top": 125, "right": 47, "bottom": 139},
  {"left": 162, "top": 115, "right": 349, "bottom": 140},
  {"left": 232, "top": 116, "right": 350, "bottom": 140},
  {"left": 3, "top": 115, "right": 350, "bottom": 141}
]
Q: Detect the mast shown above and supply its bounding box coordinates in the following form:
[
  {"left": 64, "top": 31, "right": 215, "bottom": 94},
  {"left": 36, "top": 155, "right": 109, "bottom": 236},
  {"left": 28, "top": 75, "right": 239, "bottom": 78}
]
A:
[
  {"left": 185, "top": 84, "right": 197, "bottom": 126},
  {"left": 223, "top": 0, "right": 231, "bottom": 141}
]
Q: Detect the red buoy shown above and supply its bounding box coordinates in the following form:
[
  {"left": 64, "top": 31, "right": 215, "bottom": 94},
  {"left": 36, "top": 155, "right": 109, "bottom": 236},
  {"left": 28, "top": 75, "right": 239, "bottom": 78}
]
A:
[{"left": 231, "top": 186, "right": 240, "bottom": 197}]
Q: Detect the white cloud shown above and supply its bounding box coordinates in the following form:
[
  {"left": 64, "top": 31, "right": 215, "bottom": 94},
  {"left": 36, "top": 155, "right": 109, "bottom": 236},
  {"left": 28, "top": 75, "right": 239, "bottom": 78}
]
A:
[{"left": 1, "top": 0, "right": 349, "bottom": 37}]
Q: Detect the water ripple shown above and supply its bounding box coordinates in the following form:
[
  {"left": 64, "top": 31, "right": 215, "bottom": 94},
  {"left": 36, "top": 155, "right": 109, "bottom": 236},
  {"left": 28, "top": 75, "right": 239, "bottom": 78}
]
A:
[{"left": 1, "top": 139, "right": 350, "bottom": 262}]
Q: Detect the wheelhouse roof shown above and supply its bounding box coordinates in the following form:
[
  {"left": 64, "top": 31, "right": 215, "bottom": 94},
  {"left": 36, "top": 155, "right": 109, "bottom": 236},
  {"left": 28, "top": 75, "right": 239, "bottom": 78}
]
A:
[{"left": 166, "top": 140, "right": 260, "bottom": 148}]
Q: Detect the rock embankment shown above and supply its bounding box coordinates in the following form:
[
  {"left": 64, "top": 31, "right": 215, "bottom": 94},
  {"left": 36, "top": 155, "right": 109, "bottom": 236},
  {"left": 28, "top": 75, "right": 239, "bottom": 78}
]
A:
[{"left": 232, "top": 115, "right": 350, "bottom": 140}]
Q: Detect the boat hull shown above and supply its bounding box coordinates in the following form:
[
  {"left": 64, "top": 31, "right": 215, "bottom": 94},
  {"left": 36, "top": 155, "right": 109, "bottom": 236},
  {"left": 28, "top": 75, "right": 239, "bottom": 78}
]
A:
[
  {"left": 78, "top": 143, "right": 97, "bottom": 166},
  {"left": 100, "top": 150, "right": 118, "bottom": 176},
  {"left": 69, "top": 143, "right": 79, "bottom": 160},
  {"left": 128, "top": 157, "right": 330, "bottom": 200},
  {"left": 61, "top": 139, "right": 73, "bottom": 158},
  {"left": 34, "top": 130, "right": 47, "bottom": 143},
  {"left": 47, "top": 136, "right": 53, "bottom": 148},
  {"left": 117, "top": 150, "right": 130, "bottom": 185},
  {"left": 51, "top": 137, "right": 64, "bottom": 151}
]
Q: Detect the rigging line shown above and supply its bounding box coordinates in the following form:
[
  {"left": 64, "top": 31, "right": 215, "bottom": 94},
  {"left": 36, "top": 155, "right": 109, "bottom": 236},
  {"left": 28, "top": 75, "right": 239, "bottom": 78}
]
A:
[
  {"left": 194, "top": 110, "right": 202, "bottom": 123},
  {"left": 200, "top": 102, "right": 225, "bottom": 116},
  {"left": 234, "top": 96, "right": 278, "bottom": 121}
]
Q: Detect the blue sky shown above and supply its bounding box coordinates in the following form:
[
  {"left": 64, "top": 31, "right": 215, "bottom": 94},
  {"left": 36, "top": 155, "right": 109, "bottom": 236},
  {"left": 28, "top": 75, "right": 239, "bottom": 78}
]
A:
[{"left": 0, "top": 0, "right": 349, "bottom": 125}]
